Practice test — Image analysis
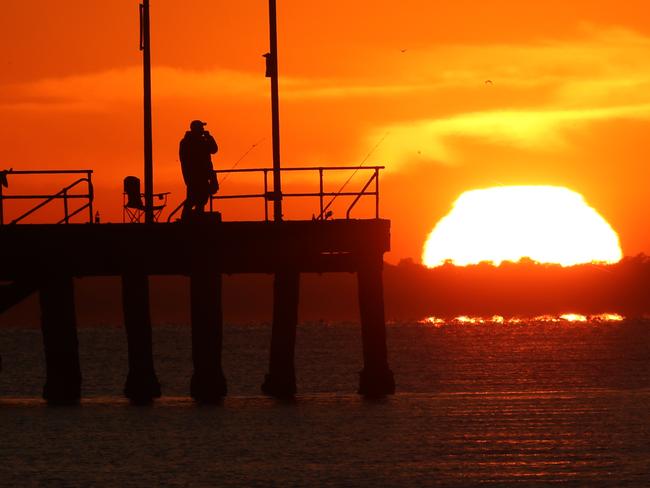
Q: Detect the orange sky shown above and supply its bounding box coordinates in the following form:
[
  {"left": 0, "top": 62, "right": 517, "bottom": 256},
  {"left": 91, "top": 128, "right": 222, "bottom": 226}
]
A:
[{"left": 1, "top": 0, "right": 649, "bottom": 262}]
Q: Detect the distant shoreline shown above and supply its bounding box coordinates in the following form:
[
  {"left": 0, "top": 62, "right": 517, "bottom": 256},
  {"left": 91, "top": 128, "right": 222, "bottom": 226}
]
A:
[{"left": 2, "top": 255, "right": 649, "bottom": 327}]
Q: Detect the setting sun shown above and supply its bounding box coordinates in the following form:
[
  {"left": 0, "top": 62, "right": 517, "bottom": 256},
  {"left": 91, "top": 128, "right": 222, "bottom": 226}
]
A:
[{"left": 422, "top": 186, "right": 623, "bottom": 268}]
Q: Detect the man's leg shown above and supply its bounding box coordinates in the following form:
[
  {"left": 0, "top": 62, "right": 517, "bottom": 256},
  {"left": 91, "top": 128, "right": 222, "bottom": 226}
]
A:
[
  {"left": 195, "top": 190, "right": 209, "bottom": 216},
  {"left": 181, "top": 188, "right": 195, "bottom": 221}
]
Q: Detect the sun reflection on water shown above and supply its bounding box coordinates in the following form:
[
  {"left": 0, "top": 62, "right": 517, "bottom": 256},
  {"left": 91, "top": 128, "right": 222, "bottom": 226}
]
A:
[
  {"left": 559, "top": 313, "right": 588, "bottom": 322},
  {"left": 420, "top": 313, "right": 625, "bottom": 327}
]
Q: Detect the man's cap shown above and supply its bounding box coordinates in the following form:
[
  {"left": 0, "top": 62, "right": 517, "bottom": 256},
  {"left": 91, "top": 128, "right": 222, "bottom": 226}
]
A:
[{"left": 190, "top": 120, "right": 207, "bottom": 130}]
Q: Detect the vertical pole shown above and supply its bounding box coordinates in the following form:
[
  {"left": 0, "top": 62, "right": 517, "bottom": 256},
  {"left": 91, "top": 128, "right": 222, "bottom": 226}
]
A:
[
  {"left": 40, "top": 275, "right": 81, "bottom": 405},
  {"left": 262, "top": 270, "right": 300, "bottom": 397},
  {"left": 268, "top": 0, "right": 283, "bottom": 222},
  {"left": 266, "top": 1, "right": 298, "bottom": 398},
  {"left": 122, "top": 272, "right": 161, "bottom": 403},
  {"left": 1, "top": 183, "right": 5, "bottom": 226},
  {"left": 190, "top": 267, "right": 227, "bottom": 402},
  {"left": 319, "top": 168, "right": 324, "bottom": 218},
  {"left": 357, "top": 253, "right": 395, "bottom": 396},
  {"left": 141, "top": 0, "right": 154, "bottom": 223}
]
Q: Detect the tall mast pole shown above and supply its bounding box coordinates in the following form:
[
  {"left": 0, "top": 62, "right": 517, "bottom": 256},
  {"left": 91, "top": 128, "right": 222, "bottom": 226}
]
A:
[
  {"left": 140, "top": 0, "right": 154, "bottom": 223},
  {"left": 268, "top": 0, "right": 283, "bottom": 221}
]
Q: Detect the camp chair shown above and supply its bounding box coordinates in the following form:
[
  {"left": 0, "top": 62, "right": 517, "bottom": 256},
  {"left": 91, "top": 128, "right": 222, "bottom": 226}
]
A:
[{"left": 122, "top": 176, "right": 169, "bottom": 223}]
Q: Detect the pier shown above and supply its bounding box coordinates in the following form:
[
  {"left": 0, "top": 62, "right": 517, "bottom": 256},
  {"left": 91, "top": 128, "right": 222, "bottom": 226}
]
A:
[{"left": 0, "top": 170, "right": 394, "bottom": 404}]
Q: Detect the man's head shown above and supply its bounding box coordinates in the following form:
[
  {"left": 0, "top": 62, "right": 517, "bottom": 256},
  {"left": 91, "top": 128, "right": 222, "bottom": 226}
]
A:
[{"left": 190, "top": 120, "right": 207, "bottom": 134}]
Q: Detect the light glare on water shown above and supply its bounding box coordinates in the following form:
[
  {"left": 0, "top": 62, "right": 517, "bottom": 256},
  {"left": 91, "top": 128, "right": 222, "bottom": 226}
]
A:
[{"left": 420, "top": 313, "right": 625, "bottom": 327}]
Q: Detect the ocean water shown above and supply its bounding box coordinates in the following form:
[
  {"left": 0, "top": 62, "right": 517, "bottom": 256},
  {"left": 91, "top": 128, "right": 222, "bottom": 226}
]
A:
[{"left": 1, "top": 321, "right": 649, "bottom": 487}]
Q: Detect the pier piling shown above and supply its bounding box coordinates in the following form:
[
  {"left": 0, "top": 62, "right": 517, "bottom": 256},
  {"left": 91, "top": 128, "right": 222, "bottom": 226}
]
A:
[
  {"left": 122, "top": 272, "right": 161, "bottom": 403},
  {"left": 190, "top": 268, "right": 227, "bottom": 402},
  {"left": 39, "top": 275, "right": 81, "bottom": 405},
  {"left": 357, "top": 254, "right": 395, "bottom": 397},
  {"left": 262, "top": 271, "right": 300, "bottom": 398}
]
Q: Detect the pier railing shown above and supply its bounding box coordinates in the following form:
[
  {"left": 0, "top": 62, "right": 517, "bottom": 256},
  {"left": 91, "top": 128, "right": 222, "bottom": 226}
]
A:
[
  {"left": 167, "top": 165, "right": 383, "bottom": 222},
  {"left": 0, "top": 169, "right": 94, "bottom": 225}
]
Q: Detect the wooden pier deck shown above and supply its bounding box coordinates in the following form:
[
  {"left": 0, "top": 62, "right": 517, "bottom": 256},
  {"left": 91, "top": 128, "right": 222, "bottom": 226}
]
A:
[{"left": 0, "top": 219, "right": 390, "bottom": 278}]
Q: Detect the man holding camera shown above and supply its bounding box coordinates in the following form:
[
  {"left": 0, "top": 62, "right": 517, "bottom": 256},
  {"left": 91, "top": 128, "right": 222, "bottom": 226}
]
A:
[{"left": 179, "top": 119, "right": 219, "bottom": 221}]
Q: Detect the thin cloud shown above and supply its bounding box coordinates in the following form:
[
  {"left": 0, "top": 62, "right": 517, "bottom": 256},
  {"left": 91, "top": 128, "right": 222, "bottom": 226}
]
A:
[
  {"left": 0, "top": 66, "right": 429, "bottom": 111},
  {"left": 0, "top": 67, "right": 268, "bottom": 111},
  {"left": 376, "top": 104, "right": 650, "bottom": 166}
]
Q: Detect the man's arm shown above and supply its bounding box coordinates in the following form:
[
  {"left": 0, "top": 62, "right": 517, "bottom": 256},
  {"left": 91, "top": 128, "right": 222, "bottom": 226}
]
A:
[{"left": 205, "top": 134, "right": 218, "bottom": 155}]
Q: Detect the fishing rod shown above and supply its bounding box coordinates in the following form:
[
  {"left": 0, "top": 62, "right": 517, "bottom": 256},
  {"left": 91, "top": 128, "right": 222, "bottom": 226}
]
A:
[
  {"left": 317, "top": 131, "right": 390, "bottom": 220},
  {"left": 218, "top": 138, "right": 266, "bottom": 185}
]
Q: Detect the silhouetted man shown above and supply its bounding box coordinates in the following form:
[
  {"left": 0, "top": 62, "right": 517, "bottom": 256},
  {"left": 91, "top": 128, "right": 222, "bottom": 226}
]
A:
[{"left": 179, "top": 120, "right": 219, "bottom": 221}]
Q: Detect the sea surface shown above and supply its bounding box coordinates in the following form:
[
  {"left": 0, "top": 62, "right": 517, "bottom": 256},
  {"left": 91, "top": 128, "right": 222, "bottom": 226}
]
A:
[{"left": 1, "top": 320, "right": 649, "bottom": 487}]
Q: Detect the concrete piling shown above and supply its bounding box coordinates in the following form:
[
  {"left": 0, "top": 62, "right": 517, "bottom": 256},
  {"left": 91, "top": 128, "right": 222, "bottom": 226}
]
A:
[
  {"left": 190, "top": 268, "right": 227, "bottom": 402},
  {"left": 122, "top": 272, "right": 161, "bottom": 403},
  {"left": 357, "top": 254, "right": 395, "bottom": 397},
  {"left": 262, "top": 271, "right": 300, "bottom": 398},
  {"left": 39, "top": 275, "right": 81, "bottom": 405}
]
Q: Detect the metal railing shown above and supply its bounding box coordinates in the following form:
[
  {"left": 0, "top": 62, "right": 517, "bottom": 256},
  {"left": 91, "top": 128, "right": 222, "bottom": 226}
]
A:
[
  {"left": 167, "top": 165, "right": 383, "bottom": 222},
  {"left": 0, "top": 169, "right": 94, "bottom": 225}
]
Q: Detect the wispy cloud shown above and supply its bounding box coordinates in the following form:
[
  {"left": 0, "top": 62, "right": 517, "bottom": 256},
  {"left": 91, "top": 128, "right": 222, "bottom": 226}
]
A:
[
  {"left": 0, "top": 67, "right": 268, "bottom": 111},
  {"left": 0, "top": 66, "right": 432, "bottom": 112},
  {"left": 376, "top": 104, "right": 650, "bottom": 166}
]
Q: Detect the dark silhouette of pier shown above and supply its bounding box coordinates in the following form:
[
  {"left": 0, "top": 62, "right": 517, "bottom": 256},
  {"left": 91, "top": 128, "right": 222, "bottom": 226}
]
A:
[{"left": 0, "top": 171, "right": 394, "bottom": 404}]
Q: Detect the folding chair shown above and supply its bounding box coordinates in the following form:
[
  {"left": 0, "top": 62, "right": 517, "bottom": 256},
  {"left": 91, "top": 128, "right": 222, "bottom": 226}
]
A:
[{"left": 122, "top": 176, "right": 169, "bottom": 223}]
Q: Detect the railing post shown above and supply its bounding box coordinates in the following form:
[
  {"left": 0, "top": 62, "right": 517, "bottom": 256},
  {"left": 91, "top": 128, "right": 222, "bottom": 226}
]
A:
[
  {"left": 0, "top": 183, "right": 4, "bottom": 226},
  {"left": 87, "top": 172, "right": 94, "bottom": 224},
  {"left": 63, "top": 189, "right": 69, "bottom": 224},
  {"left": 264, "top": 169, "right": 269, "bottom": 222},
  {"left": 375, "top": 168, "right": 380, "bottom": 219},
  {"left": 319, "top": 168, "right": 324, "bottom": 218}
]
